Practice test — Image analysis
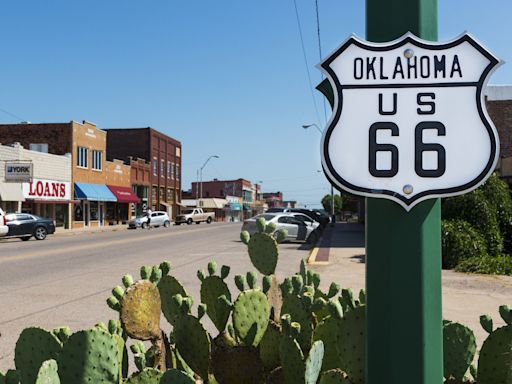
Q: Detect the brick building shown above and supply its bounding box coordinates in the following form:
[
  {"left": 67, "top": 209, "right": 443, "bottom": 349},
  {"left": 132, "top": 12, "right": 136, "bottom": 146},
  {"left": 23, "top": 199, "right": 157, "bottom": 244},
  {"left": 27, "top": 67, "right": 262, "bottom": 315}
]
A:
[
  {"left": 105, "top": 128, "right": 182, "bottom": 219},
  {"left": 0, "top": 121, "right": 139, "bottom": 228},
  {"left": 263, "top": 192, "right": 283, "bottom": 208}
]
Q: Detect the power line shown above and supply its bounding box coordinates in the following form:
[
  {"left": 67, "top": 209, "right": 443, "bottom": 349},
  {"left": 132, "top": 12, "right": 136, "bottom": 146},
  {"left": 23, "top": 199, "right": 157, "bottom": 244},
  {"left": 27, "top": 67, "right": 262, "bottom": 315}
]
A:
[
  {"left": 292, "top": 0, "right": 322, "bottom": 126},
  {"left": 0, "top": 107, "right": 27, "bottom": 122},
  {"left": 315, "top": 0, "right": 327, "bottom": 123}
]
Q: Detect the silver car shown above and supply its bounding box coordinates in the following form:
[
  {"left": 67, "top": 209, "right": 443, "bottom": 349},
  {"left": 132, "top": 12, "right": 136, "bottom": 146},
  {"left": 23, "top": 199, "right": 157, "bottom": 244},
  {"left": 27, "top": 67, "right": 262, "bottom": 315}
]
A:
[
  {"left": 128, "top": 211, "right": 171, "bottom": 229},
  {"left": 241, "top": 213, "right": 320, "bottom": 243}
]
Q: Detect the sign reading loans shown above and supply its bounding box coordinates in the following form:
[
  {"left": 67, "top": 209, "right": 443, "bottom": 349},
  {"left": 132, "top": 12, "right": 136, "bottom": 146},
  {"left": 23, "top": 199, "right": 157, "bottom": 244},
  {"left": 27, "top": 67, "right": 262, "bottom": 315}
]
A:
[{"left": 320, "top": 33, "right": 501, "bottom": 210}]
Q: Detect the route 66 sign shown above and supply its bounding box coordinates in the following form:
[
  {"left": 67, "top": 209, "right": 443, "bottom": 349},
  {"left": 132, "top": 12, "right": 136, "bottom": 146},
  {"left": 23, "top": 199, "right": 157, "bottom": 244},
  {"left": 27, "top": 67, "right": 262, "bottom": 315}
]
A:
[{"left": 319, "top": 33, "right": 501, "bottom": 211}]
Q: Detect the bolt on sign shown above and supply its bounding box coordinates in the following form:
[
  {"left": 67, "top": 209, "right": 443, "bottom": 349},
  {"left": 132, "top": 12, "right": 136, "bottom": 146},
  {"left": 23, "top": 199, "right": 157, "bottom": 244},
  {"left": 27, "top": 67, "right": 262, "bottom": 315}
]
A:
[{"left": 320, "top": 33, "right": 501, "bottom": 210}]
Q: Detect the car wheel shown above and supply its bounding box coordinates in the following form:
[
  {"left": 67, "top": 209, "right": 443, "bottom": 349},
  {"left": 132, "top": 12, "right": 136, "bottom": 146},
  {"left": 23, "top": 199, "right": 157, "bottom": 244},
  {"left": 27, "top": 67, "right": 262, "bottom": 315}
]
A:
[
  {"left": 141, "top": 222, "right": 148, "bottom": 229},
  {"left": 187, "top": 218, "right": 193, "bottom": 225},
  {"left": 163, "top": 221, "right": 170, "bottom": 228},
  {"left": 20, "top": 236, "right": 31, "bottom": 241},
  {"left": 195, "top": 221, "right": 200, "bottom": 225},
  {"left": 34, "top": 226, "right": 48, "bottom": 240},
  {"left": 206, "top": 217, "right": 212, "bottom": 224}
]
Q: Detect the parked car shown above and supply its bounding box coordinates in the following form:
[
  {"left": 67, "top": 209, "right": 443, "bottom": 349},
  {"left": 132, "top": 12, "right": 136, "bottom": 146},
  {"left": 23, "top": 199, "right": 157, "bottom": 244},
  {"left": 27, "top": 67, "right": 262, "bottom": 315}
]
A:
[
  {"left": 128, "top": 211, "right": 171, "bottom": 229},
  {"left": 4, "top": 213, "right": 56, "bottom": 240},
  {"left": 241, "top": 213, "right": 320, "bottom": 243},
  {"left": 290, "top": 212, "right": 321, "bottom": 230},
  {"left": 266, "top": 207, "right": 291, "bottom": 213},
  {"left": 175, "top": 208, "right": 215, "bottom": 225},
  {"left": 290, "top": 208, "right": 329, "bottom": 228},
  {"left": 0, "top": 208, "right": 8, "bottom": 237}
]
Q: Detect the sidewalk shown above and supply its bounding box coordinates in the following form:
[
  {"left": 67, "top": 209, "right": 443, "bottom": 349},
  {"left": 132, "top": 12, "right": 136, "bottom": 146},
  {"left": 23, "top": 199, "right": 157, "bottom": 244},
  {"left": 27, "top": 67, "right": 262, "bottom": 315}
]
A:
[
  {"left": 307, "top": 222, "right": 512, "bottom": 349},
  {"left": 54, "top": 224, "right": 128, "bottom": 237}
]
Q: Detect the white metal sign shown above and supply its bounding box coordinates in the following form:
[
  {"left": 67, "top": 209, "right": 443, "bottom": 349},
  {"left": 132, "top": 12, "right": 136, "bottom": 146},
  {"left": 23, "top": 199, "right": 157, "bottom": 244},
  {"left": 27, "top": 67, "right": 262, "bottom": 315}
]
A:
[
  {"left": 5, "top": 162, "right": 33, "bottom": 183},
  {"left": 319, "top": 33, "right": 501, "bottom": 210},
  {"left": 22, "top": 178, "right": 71, "bottom": 201}
]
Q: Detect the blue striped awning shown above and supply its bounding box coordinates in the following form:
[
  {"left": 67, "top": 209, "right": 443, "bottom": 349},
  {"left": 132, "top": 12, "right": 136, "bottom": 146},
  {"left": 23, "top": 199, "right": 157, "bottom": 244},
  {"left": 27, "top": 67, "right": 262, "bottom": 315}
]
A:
[{"left": 74, "top": 183, "right": 117, "bottom": 202}]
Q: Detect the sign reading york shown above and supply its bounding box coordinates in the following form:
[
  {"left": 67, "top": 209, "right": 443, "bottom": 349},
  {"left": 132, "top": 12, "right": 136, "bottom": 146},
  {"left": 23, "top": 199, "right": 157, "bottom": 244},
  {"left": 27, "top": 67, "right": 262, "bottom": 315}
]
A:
[{"left": 320, "top": 33, "right": 501, "bottom": 210}]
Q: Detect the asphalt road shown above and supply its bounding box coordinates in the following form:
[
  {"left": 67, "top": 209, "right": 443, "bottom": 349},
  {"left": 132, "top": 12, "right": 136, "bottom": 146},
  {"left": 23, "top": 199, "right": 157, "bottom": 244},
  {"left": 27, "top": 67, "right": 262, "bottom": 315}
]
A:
[{"left": 0, "top": 222, "right": 311, "bottom": 372}]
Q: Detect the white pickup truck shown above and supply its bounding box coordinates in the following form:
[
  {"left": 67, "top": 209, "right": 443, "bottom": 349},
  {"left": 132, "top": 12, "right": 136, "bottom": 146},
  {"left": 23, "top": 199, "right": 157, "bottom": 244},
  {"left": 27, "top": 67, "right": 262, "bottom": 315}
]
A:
[
  {"left": 175, "top": 208, "right": 215, "bottom": 225},
  {"left": 0, "top": 208, "right": 8, "bottom": 237}
]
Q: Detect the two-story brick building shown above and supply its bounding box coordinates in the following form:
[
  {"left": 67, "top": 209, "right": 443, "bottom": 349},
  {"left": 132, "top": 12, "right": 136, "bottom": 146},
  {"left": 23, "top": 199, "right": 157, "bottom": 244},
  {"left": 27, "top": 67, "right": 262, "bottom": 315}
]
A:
[
  {"left": 0, "top": 121, "right": 140, "bottom": 228},
  {"left": 105, "top": 128, "right": 182, "bottom": 219}
]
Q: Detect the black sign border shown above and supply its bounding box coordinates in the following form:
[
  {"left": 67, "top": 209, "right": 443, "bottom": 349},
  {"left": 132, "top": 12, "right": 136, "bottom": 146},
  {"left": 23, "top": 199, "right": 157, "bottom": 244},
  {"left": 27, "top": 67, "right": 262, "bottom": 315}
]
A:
[{"left": 320, "top": 33, "right": 500, "bottom": 208}]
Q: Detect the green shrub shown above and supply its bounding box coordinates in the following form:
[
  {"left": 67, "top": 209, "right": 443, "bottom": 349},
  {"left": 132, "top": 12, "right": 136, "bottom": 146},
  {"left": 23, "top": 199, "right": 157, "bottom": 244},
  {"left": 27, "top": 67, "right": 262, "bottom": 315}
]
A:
[
  {"left": 442, "top": 189, "right": 503, "bottom": 256},
  {"left": 455, "top": 254, "right": 512, "bottom": 276},
  {"left": 441, "top": 220, "right": 488, "bottom": 269}
]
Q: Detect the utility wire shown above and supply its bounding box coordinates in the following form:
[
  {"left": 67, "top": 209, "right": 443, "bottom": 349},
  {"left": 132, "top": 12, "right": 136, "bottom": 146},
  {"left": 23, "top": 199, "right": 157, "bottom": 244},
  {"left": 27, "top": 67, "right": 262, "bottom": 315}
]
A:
[
  {"left": 315, "top": 0, "right": 327, "bottom": 123},
  {"left": 0, "top": 107, "right": 27, "bottom": 122},
  {"left": 293, "top": 0, "right": 322, "bottom": 126}
]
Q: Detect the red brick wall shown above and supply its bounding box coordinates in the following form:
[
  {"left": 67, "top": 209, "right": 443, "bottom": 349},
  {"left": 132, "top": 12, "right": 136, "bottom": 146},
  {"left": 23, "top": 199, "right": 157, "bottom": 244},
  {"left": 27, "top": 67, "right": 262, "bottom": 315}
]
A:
[
  {"left": 0, "top": 123, "right": 73, "bottom": 155},
  {"left": 487, "top": 99, "right": 512, "bottom": 158}
]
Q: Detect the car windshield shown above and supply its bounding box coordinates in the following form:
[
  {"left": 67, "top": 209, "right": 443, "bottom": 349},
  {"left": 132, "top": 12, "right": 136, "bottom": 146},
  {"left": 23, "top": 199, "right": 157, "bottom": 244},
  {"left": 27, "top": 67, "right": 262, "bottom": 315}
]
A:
[{"left": 250, "top": 214, "right": 275, "bottom": 221}]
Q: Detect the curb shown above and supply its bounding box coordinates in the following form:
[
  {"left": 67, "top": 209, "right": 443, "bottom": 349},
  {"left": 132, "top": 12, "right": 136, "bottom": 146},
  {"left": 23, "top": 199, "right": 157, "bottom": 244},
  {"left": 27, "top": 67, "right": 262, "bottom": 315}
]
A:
[{"left": 307, "top": 232, "right": 330, "bottom": 265}]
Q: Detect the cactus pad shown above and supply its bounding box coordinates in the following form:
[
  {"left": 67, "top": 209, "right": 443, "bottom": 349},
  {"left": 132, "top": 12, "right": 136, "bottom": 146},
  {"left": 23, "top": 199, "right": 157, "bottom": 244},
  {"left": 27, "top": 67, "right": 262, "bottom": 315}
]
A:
[
  {"left": 232, "top": 290, "right": 270, "bottom": 347},
  {"left": 247, "top": 232, "right": 279, "bottom": 275},
  {"left": 120, "top": 280, "right": 161, "bottom": 340},
  {"left": 281, "top": 294, "right": 313, "bottom": 353},
  {"left": 34, "top": 359, "right": 60, "bottom": 384},
  {"left": 313, "top": 315, "right": 342, "bottom": 371},
  {"left": 124, "top": 368, "right": 162, "bottom": 384},
  {"left": 305, "top": 340, "right": 324, "bottom": 384},
  {"left": 15, "top": 327, "right": 62, "bottom": 384},
  {"left": 259, "top": 320, "right": 282, "bottom": 371},
  {"left": 211, "top": 345, "right": 264, "bottom": 384},
  {"left": 443, "top": 321, "right": 476, "bottom": 381},
  {"left": 160, "top": 369, "right": 195, "bottom": 384},
  {"left": 478, "top": 324, "right": 512, "bottom": 384},
  {"left": 337, "top": 305, "right": 365, "bottom": 384},
  {"left": 318, "top": 369, "right": 351, "bottom": 384},
  {"left": 58, "top": 328, "right": 119, "bottom": 384},
  {"left": 158, "top": 274, "right": 188, "bottom": 326},
  {"left": 280, "top": 335, "right": 305, "bottom": 384},
  {"left": 200, "top": 274, "right": 232, "bottom": 332}
]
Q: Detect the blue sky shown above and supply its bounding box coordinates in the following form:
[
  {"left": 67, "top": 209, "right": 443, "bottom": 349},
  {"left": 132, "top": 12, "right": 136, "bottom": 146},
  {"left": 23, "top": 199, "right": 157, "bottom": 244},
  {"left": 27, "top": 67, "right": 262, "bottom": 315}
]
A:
[{"left": 0, "top": 1, "right": 510, "bottom": 207}]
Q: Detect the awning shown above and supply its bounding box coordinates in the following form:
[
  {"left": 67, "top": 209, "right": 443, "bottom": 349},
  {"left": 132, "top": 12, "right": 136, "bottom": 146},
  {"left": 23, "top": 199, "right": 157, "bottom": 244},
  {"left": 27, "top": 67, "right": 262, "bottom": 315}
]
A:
[
  {"left": 0, "top": 182, "right": 25, "bottom": 202},
  {"left": 198, "top": 198, "right": 227, "bottom": 209},
  {"left": 74, "top": 183, "right": 117, "bottom": 202},
  {"left": 226, "top": 202, "right": 242, "bottom": 210},
  {"left": 107, "top": 185, "right": 141, "bottom": 204}
]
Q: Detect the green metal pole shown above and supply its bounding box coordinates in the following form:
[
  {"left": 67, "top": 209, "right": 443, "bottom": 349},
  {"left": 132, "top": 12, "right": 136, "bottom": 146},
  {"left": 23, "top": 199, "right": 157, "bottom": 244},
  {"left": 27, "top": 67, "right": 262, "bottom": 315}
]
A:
[{"left": 365, "top": 1, "right": 443, "bottom": 383}]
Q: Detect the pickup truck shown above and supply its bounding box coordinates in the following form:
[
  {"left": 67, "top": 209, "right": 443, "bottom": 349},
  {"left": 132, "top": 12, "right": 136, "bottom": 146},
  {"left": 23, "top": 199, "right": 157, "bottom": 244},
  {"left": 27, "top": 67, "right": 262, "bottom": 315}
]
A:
[
  {"left": 0, "top": 208, "right": 8, "bottom": 237},
  {"left": 175, "top": 208, "right": 215, "bottom": 225}
]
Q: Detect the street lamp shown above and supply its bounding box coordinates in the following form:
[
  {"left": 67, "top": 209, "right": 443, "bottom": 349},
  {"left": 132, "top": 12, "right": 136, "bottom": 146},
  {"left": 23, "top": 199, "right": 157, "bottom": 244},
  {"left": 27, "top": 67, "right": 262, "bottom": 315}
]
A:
[
  {"left": 199, "top": 155, "right": 219, "bottom": 206},
  {"left": 303, "top": 123, "right": 335, "bottom": 224}
]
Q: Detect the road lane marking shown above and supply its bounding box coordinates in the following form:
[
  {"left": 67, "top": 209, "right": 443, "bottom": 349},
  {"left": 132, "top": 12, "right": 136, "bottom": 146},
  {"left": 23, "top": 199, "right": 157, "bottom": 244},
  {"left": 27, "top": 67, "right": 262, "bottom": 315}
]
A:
[{"left": 0, "top": 225, "right": 227, "bottom": 265}]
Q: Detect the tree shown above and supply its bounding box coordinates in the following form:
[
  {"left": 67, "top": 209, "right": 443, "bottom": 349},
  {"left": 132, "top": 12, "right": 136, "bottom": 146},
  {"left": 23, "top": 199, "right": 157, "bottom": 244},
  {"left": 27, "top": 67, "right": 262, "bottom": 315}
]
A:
[{"left": 321, "top": 194, "right": 343, "bottom": 214}]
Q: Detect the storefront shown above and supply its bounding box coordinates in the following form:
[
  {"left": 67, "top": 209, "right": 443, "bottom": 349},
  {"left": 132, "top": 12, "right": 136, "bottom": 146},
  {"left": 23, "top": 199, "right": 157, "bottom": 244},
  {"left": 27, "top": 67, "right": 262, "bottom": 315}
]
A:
[
  {"left": 21, "top": 178, "right": 73, "bottom": 228},
  {"left": 0, "top": 183, "right": 24, "bottom": 213},
  {"left": 106, "top": 185, "right": 140, "bottom": 225},
  {"left": 74, "top": 182, "right": 116, "bottom": 228}
]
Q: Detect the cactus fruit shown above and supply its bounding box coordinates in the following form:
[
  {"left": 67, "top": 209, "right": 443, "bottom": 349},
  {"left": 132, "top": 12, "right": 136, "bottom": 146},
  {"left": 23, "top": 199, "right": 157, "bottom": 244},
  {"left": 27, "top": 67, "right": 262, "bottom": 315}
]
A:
[
  {"left": 477, "top": 318, "right": 512, "bottom": 384},
  {"left": 34, "top": 359, "right": 60, "bottom": 384},
  {"left": 443, "top": 321, "right": 477, "bottom": 381},
  {"left": 14, "top": 327, "right": 62, "bottom": 384},
  {"left": 337, "top": 304, "right": 365, "bottom": 384},
  {"left": 120, "top": 279, "right": 161, "bottom": 340},
  {"left": 480, "top": 314, "right": 494, "bottom": 334},
  {"left": 232, "top": 289, "right": 270, "bottom": 347},
  {"left": 499, "top": 305, "right": 512, "bottom": 325},
  {"left": 124, "top": 368, "right": 162, "bottom": 384},
  {"left": 160, "top": 369, "right": 195, "bottom": 384},
  {"left": 199, "top": 261, "right": 232, "bottom": 333},
  {"left": 58, "top": 328, "right": 120, "bottom": 384}
]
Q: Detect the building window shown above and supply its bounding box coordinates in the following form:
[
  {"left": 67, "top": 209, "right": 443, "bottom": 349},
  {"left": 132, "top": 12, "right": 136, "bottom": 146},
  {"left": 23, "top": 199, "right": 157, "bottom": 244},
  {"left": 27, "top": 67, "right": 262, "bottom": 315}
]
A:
[
  {"left": 153, "top": 158, "right": 157, "bottom": 176},
  {"left": 176, "top": 164, "right": 180, "bottom": 181},
  {"left": 29, "top": 143, "right": 48, "bottom": 153},
  {"left": 171, "top": 162, "right": 175, "bottom": 180},
  {"left": 167, "top": 161, "right": 171, "bottom": 179},
  {"left": 160, "top": 159, "right": 164, "bottom": 177},
  {"left": 92, "top": 150, "right": 102, "bottom": 170},
  {"left": 77, "top": 147, "right": 88, "bottom": 168},
  {"left": 176, "top": 147, "right": 181, "bottom": 157}
]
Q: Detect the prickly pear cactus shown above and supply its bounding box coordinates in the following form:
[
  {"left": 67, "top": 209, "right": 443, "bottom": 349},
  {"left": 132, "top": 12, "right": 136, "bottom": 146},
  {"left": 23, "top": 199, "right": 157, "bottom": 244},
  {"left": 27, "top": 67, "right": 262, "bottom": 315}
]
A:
[
  {"left": 477, "top": 310, "right": 512, "bottom": 384},
  {"left": 241, "top": 217, "right": 287, "bottom": 275},
  {"left": 14, "top": 327, "right": 62, "bottom": 384},
  {"left": 124, "top": 368, "right": 162, "bottom": 384},
  {"left": 160, "top": 369, "right": 195, "bottom": 384},
  {"left": 211, "top": 343, "right": 264, "bottom": 384},
  {"left": 198, "top": 261, "right": 233, "bottom": 333},
  {"left": 443, "top": 320, "right": 476, "bottom": 382},
  {"left": 337, "top": 304, "right": 365, "bottom": 384},
  {"left": 157, "top": 261, "right": 189, "bottom": 326},
  {"left": 58, "top": 327, "right": 120, "bottom": 384},
  {"left": 318, "top": 369, "right": 351, "bottom": 384},
  {"left": 34, "top": 359, "right": 60, "bottom": 384},
  {"left": 313, "top": 301, "right": 343, "bottom": 371},
  {"left": 232, "top": 273, "right": 270, "bottom": 347},
  {"left": 259, "top": 320, "right": 282, "bottom": 371}
]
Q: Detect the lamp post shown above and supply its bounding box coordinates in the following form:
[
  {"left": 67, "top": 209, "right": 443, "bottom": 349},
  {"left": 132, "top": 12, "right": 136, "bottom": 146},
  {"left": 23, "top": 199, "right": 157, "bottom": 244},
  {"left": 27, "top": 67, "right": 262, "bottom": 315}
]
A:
[
  {"left": 303, "top": 123, "right": 335, "bottom": 224},
  {"left": 199, "top": 155, "right": 219, "bottom": 207}
]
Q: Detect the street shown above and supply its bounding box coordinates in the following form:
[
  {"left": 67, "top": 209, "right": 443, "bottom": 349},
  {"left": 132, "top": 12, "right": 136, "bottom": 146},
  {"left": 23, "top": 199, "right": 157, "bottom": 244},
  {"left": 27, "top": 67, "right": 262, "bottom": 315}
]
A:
[{"left": 0, "top": 222, "right": 311, "bottom": 372}]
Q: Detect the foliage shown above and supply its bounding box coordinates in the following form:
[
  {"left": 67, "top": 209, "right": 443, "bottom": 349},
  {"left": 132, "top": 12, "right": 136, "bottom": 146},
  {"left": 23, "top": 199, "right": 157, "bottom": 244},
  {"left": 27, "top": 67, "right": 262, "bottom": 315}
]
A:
[
  {"left": 321, "top": 194, "right": 342, "bottom": 214},
  {"left": 455, "top": 254, "right": 512, "bottom": 276},
  {"left": 441, "top": 219, "right": 488, "bottom": 269}
]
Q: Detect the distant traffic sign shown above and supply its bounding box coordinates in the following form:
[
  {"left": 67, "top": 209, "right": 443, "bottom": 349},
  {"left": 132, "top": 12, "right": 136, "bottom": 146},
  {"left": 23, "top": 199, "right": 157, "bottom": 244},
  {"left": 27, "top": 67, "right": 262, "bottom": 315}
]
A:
[{"left": 320, "top": 33, "right": 501, "bottom": 210}]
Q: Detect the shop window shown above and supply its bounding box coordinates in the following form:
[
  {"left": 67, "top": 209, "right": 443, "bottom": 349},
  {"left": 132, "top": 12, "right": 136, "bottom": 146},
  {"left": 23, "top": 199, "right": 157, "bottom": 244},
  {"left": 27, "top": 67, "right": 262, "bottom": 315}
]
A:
[
  {"left": 171, "top": 162, "right": 175, "bottom": 180},
  {"left": 92, "top": 150, "right": 102, "bottom": 170},
  {"left": 90, "top": 202, "right": 98, "bottom": 221},
  {"left": 160, "top": 159, "right": 164, "bottom": 177},
  {"left": 167, "top": 161, "right": 171, "bottom": 179},
  {"left": 176, "top": 147, "right": 181, "bottom": 157},
  {"left": 153, "top": 159, "right": 157, "bottom": 176},
  {"left": 74, "top": 203, "right": 84, "bottom": 221},
  {"left": 29, "top": 143, "right": 48, "bottom": 153},
  {"left": 176, "top": 164, "right": 180, "bottom": 181},
  {"left": 77, "top": 147, "right": 88, "bottom": 168}
]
